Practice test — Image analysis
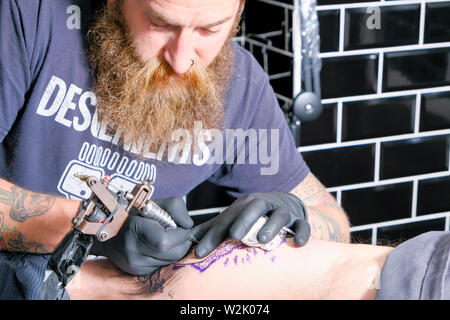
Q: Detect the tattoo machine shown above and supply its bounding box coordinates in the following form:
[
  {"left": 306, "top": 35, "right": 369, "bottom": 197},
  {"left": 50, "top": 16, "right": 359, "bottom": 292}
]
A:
[
  {"left": 240, "top": 216, "right": 295, "bottom": 251},
  {"left": 40, "top": 174, "right": 189, "bottom": 300}
]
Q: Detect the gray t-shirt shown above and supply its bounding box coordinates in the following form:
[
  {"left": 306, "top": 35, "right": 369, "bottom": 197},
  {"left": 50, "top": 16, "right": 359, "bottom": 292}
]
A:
[
  {"left": 376, "top": 231, "right": 450, "bottom": 300},
  {"left": 0, "top": 0, "right": 309, "bottom": 201}
]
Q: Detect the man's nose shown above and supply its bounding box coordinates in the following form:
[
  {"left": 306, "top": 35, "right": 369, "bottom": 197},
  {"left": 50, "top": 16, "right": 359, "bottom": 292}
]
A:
[{"left": 164, "top": 29, "right": 196, "bottom": 75}]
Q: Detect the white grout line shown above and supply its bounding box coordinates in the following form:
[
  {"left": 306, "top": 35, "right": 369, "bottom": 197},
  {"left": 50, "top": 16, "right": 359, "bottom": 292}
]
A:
[
  {"left": 327, "top": 171, "right": 450, "bottom": 193},
  {"left": 336, "top": 101, "right": 343, "bottom": 143},
  {"left": 374, "top": 141, "right": 381, "bottom": 183},
  {"left": 269, "top": 71, "right": 292, "bottom": 80},
  {"left": 316, "top": 0, "right": 446, "bottom": 11},
  {"left": 336, "top": 189, "right": 342, "bottom": 206},
  {"left": 414, "top": 93, "right": 422, "bottom": 134},
  {"left": 258, "top": 0, "right": 294, "bottom": 10},
  {"left": 339, "top": 7, "right": 346, "bottom": 52},
  {"left": 275, "top": 93, "right": 293, "bottom": 104},
  {"left": 349, "top": 211, "right": 450, "bottom": 232},
  {"left": 448, "top": 139, "right": 450, "bottom": 171},
  {"left": 321, "top": 85, "right": 450, "bottom": 104},
  {"left": 377, "top": 52, "right": 384, "bottom": 94},
  {"left": 292, "top": 0, "right": 302, "bottom": 98},
  {"left": 411, "top": 179, "right": 419, "bottom": 218},
  {"left": 298, "top": 128, "right": 450, "bottom": 152},
  {"left": 371, "top": 227, "right": 377, "bottom": 245},
  {"left": 244, "top": 37, "right": 294, "bottom": 57},
  {"left": 319, "top": 41, "right": 450, "bottom": 58},
  {"left": 419, "top": 1, "right": 426, "bottom": 45}
]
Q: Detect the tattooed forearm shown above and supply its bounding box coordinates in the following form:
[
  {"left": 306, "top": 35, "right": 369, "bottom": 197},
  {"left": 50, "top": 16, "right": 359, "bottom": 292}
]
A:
[
  {"left": 290, "top": 173, "right": 350, "bottom": 243},
  {"left": 0, "top": 211, "right": 49, "bottom": 253},
  {"left": 307, "top": 208, "right": 348, "bottom": 242},
  {"left": 0, "top": 186, "right": 56, "bottom": 222},
  {"left": 290, "top": 173, "right": 339, "bottom": 208}
]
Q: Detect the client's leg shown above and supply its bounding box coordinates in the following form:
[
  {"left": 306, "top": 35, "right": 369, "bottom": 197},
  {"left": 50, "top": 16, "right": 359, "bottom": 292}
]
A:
[{"left": 67, "top": 238, "right": 393, "bottom": 300}]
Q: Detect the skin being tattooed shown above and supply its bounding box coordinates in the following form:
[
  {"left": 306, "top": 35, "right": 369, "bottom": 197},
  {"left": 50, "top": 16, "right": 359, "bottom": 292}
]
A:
[
  {"left": 136, "top": 268, "right": 166, "bottom": 294},
  {"left": 0, "top": 186, "right": 56, "bottom": 223},
  {"left": 135, "top": 240, "right": 281, "bottom": 295},
  {"left": 0, "top": 211, "right": 49, "bottom": 253}
]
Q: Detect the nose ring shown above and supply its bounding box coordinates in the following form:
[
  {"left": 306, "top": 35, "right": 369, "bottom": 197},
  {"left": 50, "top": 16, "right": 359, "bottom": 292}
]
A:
[{"left": 190, "top": 59, "right": 195, "bottom": 66}]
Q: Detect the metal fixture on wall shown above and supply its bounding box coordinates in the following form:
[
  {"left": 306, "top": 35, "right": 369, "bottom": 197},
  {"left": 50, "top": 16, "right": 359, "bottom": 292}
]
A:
[{"left": 290, "top": 0, "right": 323, "bottom": 145}]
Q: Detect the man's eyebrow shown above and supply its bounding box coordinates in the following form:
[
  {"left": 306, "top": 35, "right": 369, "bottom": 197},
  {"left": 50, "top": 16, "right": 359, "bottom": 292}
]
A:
[{"left": 146, "top": 7, "right": 233, "bottom": 28}]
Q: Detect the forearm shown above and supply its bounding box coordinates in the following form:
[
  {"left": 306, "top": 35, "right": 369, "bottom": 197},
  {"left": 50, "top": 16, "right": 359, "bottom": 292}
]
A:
[
  {"left": 0, "top": 178, "right": 81, "bottom": 253},
  {"left": 290, "top": 172, "right": 350, "bottom": 243},
  {"left": 306, "top": 205, "right": 350, "bottom": 243}
]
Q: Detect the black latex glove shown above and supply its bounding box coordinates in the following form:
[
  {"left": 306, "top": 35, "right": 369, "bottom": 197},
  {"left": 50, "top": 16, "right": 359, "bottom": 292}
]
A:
[
  {"left": 192, "top": 192, "right": 310, "bottom": 258},
  {"left": 91, "top": 197, "right": 194, "bottom": 275}
]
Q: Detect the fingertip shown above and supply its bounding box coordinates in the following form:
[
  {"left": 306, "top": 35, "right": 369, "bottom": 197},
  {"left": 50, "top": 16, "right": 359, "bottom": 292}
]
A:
[
  {"left": 195, "top": 246, "right": 208, "bottom": 259},
  {"left": 294, "top": 219, "right": 311, "bottom": 246},
  {"left": 257, "top": 231, "right": 273, "bottom": 244},
  {"left": 294, "top": 236, "right": 308, "bottom": 247}
]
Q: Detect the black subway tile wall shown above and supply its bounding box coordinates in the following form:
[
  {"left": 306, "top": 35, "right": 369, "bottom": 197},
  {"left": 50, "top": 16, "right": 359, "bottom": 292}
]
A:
[
  {"left": 300, "top": 103, "right": 337, "bottom": 146},
  {"left": 317, "top": 0, "right": 378, "bottom": 5},
  {"left": 342, "top": 182, "right": 412, "bottom": 226},
  {"left": 377, "top": 218, "right": 446, "bottom": 245},
  {"left": 350, "top": 229, "right": 372, "bottom": 244},
  {"left": 318, "top": 10, "right": 340, "bottom": 53},
  {"left": 321, "top": 54, "right": 378, "bottom": 99},
  {"left": 302, "top": 144, "right": 375, "bottom": 187},
  {"left": 424, "top": 2, "right": 450, "bottom": 44},
  {"left": 342, "top": 96, "right": 415, "bottom": 141},
  {"left": 380, "top": 135, "right": 449, "bottom": 179},
  {"left": 345, "top": 5, "right": 420, "bottom": 50},
  {"left": 420, "top": 91, "right": 450, "bottom": 132},
  {"left": 383, "top": 48, "right": 450, "bottom": 92},
  {"left": 417, "top": 176, "right": 450, "bottom": 216},
  {"left": 187, "top": 0, "right": 450, "bottom": 245}
]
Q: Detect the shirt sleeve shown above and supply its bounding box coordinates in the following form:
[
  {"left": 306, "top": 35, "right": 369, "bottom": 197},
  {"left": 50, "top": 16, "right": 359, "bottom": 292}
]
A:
[
  {"left": 0, "top": 0, "right": 37, "bottom": 142},
  {"left": 376, "top": 231, "right": 450, "bottom": 300},
  {"left": 207, "top": 72, "right": 310, "bottom": 198}
]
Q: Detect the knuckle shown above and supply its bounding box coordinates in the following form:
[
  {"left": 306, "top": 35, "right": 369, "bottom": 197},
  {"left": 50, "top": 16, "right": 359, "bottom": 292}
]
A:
[
  {"left": 250, "top": 197, "right": 266, "bottom": 209},
  {"left": 155, "top": 237, "right": 170, "bottom": 251},
  {"left": 239, "top": 194, "right": 254, "bottom": 204}
]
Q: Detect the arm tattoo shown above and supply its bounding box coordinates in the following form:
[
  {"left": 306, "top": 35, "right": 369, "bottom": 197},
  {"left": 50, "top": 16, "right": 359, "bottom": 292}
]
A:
[
  {"left": 0, "top": 186, "right": 56, "bottom": 222},
  {"left": 135, "top": 241, "right": 280, "bottom": 296},
  {"left": 136, "top": 268, "right": 166, "bottom": 294},
  {"left": 291, "top": 173, "right": 349, "bottom": 242},
  {"left": 307, "top": 208, "right": 346, "bottom": 242},
  {"left": 291, "top": 174, "right": 339, "bottom": 208},
  {"left": 0, "top": 211, "right": 49, "bottom": 253}
]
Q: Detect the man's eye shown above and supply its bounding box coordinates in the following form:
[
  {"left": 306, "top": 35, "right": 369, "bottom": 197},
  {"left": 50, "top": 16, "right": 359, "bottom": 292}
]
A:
[
  {"left": 201, "top": 28, "right": 220, "bottom": 36},
  {"left": 148, "top": 19, "right": 169, "bottom": 30},
  {"left": 151, "top": 22, "right": 168, "bottom": 30}
]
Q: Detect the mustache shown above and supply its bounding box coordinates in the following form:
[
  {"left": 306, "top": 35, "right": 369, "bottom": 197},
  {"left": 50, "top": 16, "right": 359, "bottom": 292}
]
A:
[{"left": 126, "top": 57, "right": 214, "bottom": 100}]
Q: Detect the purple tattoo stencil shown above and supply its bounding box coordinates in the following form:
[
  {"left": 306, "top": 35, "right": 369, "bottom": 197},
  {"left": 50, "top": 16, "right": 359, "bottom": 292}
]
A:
[{"left": 173, "top": 241, "right": 248, "bottom": 273}]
